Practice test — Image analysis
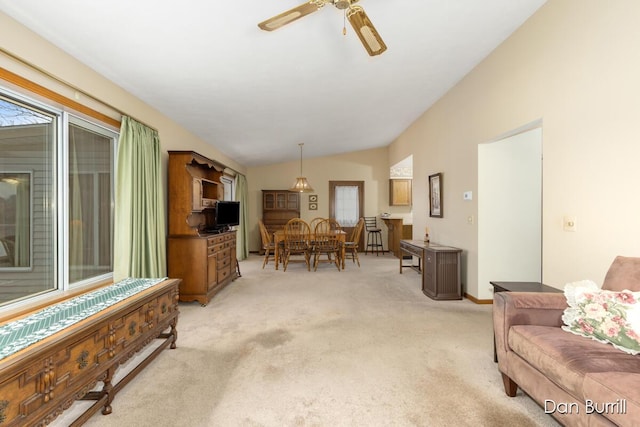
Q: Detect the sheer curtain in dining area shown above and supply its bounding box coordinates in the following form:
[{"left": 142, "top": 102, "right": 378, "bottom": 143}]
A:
[{"left": 334, "top": 185, "right": 359, "bottom": 227}]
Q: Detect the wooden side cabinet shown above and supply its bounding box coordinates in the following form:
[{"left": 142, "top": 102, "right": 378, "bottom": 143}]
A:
[
  {"left": 422, "top": 245, "right": 462, "bottom": 300},
  {"left": 389, "top": 179, "right": 412, "bottom": 206},
  {"left": 0, "top": 279, "right": 180, "bottom": 426},
  {"left": 381, "top": 218, "right": 413, "bottom": 258},
  {"left": 168, "top": 230, "right": 237, "bottom": 306}
]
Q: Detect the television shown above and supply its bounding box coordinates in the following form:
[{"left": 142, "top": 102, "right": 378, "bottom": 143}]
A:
[{"left": 215, "top": 201, "right": 240, "bottom": 229}]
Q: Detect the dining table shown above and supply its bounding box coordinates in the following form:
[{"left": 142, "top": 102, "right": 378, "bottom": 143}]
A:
[{"left": 273, "top": 229, "right": 346, "bottom": 270}]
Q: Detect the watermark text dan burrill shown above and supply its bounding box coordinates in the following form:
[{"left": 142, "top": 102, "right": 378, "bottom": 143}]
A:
[{"left": 544, "top": 399, "right": 627, "bottom": 415}]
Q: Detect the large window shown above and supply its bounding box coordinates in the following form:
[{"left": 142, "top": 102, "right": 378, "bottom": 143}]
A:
[
  {"left": 68, "top": 118, "right": 115, "bottom": 284},
  {"left": 0, "top": 89, "right": 117, "bottom": 308}
]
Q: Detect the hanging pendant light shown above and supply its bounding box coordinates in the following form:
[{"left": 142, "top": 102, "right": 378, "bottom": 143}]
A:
[{"left": 290, "top": 143, "right": 314, "bottom": 193}]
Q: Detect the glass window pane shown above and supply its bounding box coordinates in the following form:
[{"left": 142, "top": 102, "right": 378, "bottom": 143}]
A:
[
  {"left": 335, "top": 186, "right": 359, "bottom": 227},
  {"left": 69, "top": 122, "right": 114, "bottom": 284},
  {"left": 0, "top": 96, "right": 57, "bottom": 306},
  {"left": 0, "top": 172, "right": 31, "bottom": 267}
]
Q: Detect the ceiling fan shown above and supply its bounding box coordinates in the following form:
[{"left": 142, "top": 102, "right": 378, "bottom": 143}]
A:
[{"left": 258, "top": 0, "right": 387, "bottom": 56}]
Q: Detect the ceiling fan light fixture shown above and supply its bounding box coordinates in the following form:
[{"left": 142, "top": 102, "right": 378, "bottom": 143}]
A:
[{"left": 289, "top": 143, "right": 314, "bottom": 193}]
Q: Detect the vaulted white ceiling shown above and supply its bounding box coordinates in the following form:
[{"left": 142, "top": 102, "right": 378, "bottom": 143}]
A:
[{"left": 0, "top": 0, "right": 546, "bottom": 166}]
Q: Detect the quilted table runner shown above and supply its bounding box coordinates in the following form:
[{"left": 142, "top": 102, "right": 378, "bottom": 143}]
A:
[{"left": 0, "top": 277, "right": 166, "bottom": 360}]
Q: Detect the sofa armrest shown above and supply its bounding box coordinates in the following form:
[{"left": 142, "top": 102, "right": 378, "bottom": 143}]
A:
[{"left": 493, "top": 292, "right": 567, "bottom": 365}]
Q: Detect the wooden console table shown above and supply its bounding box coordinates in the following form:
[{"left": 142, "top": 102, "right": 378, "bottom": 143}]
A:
[
  {"left": 0, "top": 278, "right": 180, "bottom": 426},
  {"left": 399, "top": 240, "right": 463, "bottom": 300},
  {"left": 399, "top": 239, "right": 425, "bottom": 274}
]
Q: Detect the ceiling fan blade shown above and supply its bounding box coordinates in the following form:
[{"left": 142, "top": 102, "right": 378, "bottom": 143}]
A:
[
  {"left": 347, "top": 5, "right": 387, "bottom": 56},
  {"left": 258, "top": 1, "right": 325, "bottom": 31}
]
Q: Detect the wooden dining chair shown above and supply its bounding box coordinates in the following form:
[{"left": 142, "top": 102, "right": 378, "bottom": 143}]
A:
[
  {"left": 258, "top": 219, "right": 277, "bottom": 269},
  {"left": 308, "top": 217, "right": 325, "bottom": 248},
  {"left": 282, "top": 218, "right": 311, "bottom": 272},
  {"left": 327, "top": 218, "right": 342, "bottom": 231},
  {"left": 312, "top": 219, "right": 341, "bottom": 271},
  {"left": 309, "top": 217, "right": 325, "bottom": 233},
  {"left": 342, "top": 217, "right": 364, "bottom": 269}
]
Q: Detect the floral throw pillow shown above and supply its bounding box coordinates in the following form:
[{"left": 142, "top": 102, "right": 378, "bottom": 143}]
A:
[{"left": 562, "top": 280, "right": 640, "bottom": 355}]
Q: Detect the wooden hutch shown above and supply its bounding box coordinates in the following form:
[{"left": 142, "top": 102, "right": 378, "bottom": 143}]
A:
[{"left": 167, "top": 151, "right": 237, "bottom": 305}]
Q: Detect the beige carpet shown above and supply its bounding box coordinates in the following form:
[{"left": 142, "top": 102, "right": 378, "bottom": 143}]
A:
[{"left": 78, "top": 253, "right": 559, "bottom": 427}]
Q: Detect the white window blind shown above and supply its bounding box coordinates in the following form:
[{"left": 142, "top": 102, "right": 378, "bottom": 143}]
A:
[{"left": 335, "top": 186, "right": 359, "bottom": 227}]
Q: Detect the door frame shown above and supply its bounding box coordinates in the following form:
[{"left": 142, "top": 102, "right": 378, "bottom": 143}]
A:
[{"left": 478, "top": 125, "right": 542, "bottom": 300}]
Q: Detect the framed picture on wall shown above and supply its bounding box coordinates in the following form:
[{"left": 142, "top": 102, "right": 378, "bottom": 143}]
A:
[{"left": 429, "top": 173, "right": 443, "bottom": 218}]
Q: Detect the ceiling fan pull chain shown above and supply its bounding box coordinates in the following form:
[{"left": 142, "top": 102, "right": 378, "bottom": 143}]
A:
[{"left": 343, "top": 9, "right": 347, "bottom": 35}]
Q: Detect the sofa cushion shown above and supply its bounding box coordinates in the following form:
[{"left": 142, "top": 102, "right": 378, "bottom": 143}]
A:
[
  {"left": 562, "top": 283, "right": 640, "bottom": 355},
  {"left": 509, "top": 325, "right": 640, "bottom": 400},
  {"left": 603, "top": 256, "right": 640, "bottom": 292},
  {"left": 583, "top": 372, "right": 640, "bottom": 425}
]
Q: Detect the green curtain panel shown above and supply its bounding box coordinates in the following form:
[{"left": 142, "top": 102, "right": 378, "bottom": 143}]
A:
[
  {"left": 113, "top": 117, "right": 166, "bottom": 280},
  {"left": 235, "top": 173, "right": 249, "bottom": 260}
]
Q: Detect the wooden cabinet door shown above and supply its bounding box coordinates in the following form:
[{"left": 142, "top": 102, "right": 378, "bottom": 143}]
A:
[
  {"left": 207, "top": 253, "right": 217, "bottom": 289},
  {"left": 390, "top": 179, "right": 412, "bottom": 206},
  {"left": 287, "top": 193, "right": 299, "bottom": 210},
  {"left": 264, "top": 192, "right": 275, "bottom": 209},
  {"left": 422, "top": 250, "right": 436, "bottom": 297}
]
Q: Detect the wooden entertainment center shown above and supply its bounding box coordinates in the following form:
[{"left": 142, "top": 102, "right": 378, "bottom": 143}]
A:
[{"left": 167, "top": 151, "right": 238, "bottom": 306}]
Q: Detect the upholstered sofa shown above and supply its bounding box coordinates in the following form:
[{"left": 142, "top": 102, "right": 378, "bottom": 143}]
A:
[{"left": 493, "top": 256, "right": 640, "bottom": 426}]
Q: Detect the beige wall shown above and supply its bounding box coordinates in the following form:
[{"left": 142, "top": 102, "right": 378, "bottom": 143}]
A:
[
  {"left": 4, "top": 2, "right": 639, "bottom": 300},
  {"left": 0, "top": 12, "right": 246, "bottom": 176},
  {"left": 247, "top": 147, "right": 397, "bottom": 252},
  {"left": 389, "top": 0, "right": 640, "bottom": 298}
]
